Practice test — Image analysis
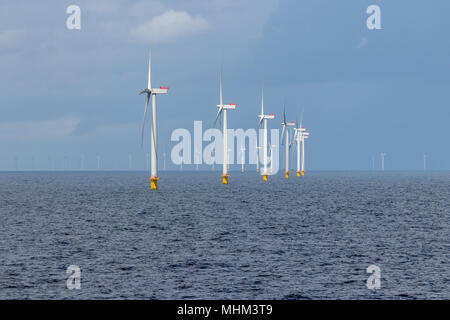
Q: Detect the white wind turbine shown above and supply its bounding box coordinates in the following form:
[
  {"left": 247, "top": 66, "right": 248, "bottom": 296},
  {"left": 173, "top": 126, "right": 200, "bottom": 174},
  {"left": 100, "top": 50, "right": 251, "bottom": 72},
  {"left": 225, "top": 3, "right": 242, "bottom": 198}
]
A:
[
  {"left": 293, "top": 117, "right": 306, "bottom": 177},
  {"left": 240, "top": 145, "right": 246, "bottom": 172},
  {"left": 281, "top": 108, "right": 296, "bottom": 179},
  {"left": 381, "top": 152, "right": 386, "bottom": 171},
  {"left": 301, "top": 129, "right": 310, "bottom": 176},
  {"left": 163, "top": 152, "right": 166, "bottom": 171},
  {"left": 257, "top": 89, "right": 275, "bottom": 182},
  {"left": 213, "top": 72, "right": 236, "bottom": 185},
  {"left": 293, "top": 117, "right": 310, "bottom": 176},
  {"left": 139, "top": 51, "right": 168, "bottom": 190},
  {"left": 255, "top": 144, "right": 261, "bottom": 173},
  {"left": 423, "top": 153, "right": 427, "bottom": 171}
]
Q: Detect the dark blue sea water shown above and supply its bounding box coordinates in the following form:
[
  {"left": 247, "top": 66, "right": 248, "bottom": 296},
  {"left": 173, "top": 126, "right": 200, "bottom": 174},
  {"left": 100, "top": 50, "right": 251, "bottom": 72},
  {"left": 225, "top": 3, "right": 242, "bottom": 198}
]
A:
[{"left": 0, "top": 171, "right": 449, "bottom": 299}]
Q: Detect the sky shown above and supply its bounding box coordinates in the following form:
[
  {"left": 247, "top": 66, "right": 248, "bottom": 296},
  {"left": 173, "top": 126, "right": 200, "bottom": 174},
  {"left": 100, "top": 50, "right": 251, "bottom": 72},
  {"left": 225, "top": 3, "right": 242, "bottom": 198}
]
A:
[{"left": 1, "top": 0, "right": 450, "bottom": 171}]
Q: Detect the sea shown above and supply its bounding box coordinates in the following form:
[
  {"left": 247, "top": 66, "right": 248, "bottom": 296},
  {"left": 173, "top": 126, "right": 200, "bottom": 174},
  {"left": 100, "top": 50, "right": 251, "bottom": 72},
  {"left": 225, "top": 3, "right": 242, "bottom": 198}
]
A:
[{"left": 0, "top": 171, "right": 449, "bottom": 299}]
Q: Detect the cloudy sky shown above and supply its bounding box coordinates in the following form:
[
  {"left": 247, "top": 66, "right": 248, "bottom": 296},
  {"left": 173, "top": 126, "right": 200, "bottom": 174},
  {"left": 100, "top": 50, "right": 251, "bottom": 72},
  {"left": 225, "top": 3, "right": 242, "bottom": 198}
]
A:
[{"left": 1, "top": 0, "right": 449, "bottom": 171}]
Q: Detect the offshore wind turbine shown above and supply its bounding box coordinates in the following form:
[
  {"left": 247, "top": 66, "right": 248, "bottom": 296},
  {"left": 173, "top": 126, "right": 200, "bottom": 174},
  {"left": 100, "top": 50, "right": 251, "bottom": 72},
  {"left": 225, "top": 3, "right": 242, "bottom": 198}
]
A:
[
  {"left": 294, "top": 117, "right": 310, "bottom": 176},
  {"left": 281, "top": 108, "right": 296, "bottom": 179},
  {"left": 213, "top": 72, "right": 236, "bottom": 185},
  {"left": 139, "top": 51, "right": 168, "bottom": 190},
  {"left": 423, "top": 153, "right": 427, "bottom": 171},
  {"left": 240, "top": 145, "right": 246, "bottom": 172},
  {"left": 255, "top": 144, "right": 261, "bottom": 173},
  {"left": 294, "top": 118, "right": 306, "bottom": 177},
  {"left": 257, "top": 89, "right": 275, "bottom": 182},
  {"left": 300, "top": 129, "right": 310, "bottom": 176},
  {"left": 381, "top": 152, "right": 386, "bottom": 171},
  {"left": 163, "top": 152, "right": 166, "bottom": 171}
]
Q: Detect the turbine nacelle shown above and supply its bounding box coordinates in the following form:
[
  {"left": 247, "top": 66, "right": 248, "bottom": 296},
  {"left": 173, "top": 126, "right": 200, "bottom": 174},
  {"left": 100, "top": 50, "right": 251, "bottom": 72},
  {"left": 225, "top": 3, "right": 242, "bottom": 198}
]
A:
[
  {"left": 139, "top": 87, "right": 168, "bottom": 95},
  {"left": 152, "top": 87, "right": 169, "bottom": 94},
  {"left": 259, "top": 114, "right": 275, "bottom": 120},
  {"left": 217, "top": 103, "right": 237, "bottom": 110}
]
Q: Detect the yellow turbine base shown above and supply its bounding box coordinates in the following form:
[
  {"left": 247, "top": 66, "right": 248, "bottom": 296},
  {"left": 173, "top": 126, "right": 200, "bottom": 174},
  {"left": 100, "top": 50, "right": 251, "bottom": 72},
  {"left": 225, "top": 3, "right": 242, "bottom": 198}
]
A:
[
  {"left": 150, "top": 177, "right": 159, "bottom": 190},
  {"left": 301, "top": 171, "right": 305, "bottom": 176},
  {"left": 222, "top": 174, "right": 229, "bottom": 185},
  {"left": 263, "top": 174, "right": 268, "bottom": 182},
  {"left": 297, "top": 171, "right": 301, "bottom": 177},
  {"left": 285, "top": 172, "right": 290, "bottom": 179}
]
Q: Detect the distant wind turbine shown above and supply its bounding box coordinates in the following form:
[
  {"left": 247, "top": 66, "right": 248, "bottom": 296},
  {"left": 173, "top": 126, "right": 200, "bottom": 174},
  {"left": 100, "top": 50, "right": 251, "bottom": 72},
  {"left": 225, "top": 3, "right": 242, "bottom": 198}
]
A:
[
  {"left": 139, "top": 50, "right": 168, "bottom": 190},
  {"left": 281, "top": 108, "right": 296, "bottom": 179},
  {"left": 381, "top": 152, "right": 386, "bottom": 171},
  {"left": 257, "top": 89, "right": 275, "bottom": 182},
  {"left": 163, "top": 152, "right": 166, "bottom": 171},
  {"left": 255, "top": 144, "right": 261, "bottom": 173},
  {"left": 423, "top": 153, "right": 427, "bottom": 171},
  {"left": 240, "top": 145, "right": 246, "bottom": 172},
  {"left": 293, "top": 114, "right": 309, "bottom": 177},
  {"left": 301, "top": 129, "right": 310, "bottom": 176},
  {"left": 213, "top": 70, "right": 236, "bottom": 185}
]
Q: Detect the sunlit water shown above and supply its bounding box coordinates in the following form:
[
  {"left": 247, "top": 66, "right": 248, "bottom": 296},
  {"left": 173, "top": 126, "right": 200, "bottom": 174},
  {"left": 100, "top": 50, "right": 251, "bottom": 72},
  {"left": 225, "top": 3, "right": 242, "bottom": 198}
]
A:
[{"left": 0, "top": 171, "right": 449, "bottom": 299}]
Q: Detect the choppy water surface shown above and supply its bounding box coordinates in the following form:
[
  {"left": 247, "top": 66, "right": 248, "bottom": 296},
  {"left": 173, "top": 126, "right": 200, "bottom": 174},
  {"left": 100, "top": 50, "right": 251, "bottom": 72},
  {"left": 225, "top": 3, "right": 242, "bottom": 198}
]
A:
[{"left": 0, "top": 171, "right": 449, "bottom": 299}]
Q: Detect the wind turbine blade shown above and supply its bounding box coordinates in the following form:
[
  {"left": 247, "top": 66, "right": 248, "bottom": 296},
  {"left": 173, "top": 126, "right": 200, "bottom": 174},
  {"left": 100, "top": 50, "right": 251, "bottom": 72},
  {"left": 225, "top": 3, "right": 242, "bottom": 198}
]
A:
[
  {"left": 213, "top": 107, "right": 223, "bottom": 127},
  {"left": 141, "top": 93, "right": 150, "bottom": 147},
  {"left": 258, "top": 117, "right": 263, "bottom": 128},
  {"left": 281, "top": 125, "right": 285, "bottom": 145}
]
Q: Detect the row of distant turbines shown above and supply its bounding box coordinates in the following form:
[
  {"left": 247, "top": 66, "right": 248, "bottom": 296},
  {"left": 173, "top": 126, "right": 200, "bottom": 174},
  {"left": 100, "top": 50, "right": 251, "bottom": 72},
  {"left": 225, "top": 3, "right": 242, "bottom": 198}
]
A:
[{"left": 139, "top": 52, "right": 310, "bottom": 189}]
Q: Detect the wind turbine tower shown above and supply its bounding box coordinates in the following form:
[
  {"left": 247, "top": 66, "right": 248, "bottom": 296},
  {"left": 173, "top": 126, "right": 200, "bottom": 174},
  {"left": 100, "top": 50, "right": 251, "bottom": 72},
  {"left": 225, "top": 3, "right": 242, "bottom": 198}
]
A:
[
  {"left": 213, "top": 72, "right": 236, "bottom": 185},
  {"left": 281, "top": 109, "right": 296, "bottom": 179},
  {"left": 301, "top": 130, "right": 310, "bottom": 175},
  {"left": 163, "top": 152, "right": 166, "bottom": 171},
  {"left": 294, "top": 120, "right": 306, "bottom": 177},
  {"left": 139, "top": 51, "right": 168, "bottom": 190},
  {"left": 257, "top": 90, "right": 275, "bottom": 182},
  {"left": 381, "top": 152, "right": 386, "bottom": 172},
  {"left": 423, "top": 153, "right": 427, "bottom": 171},
  {"left": 255, "top": 144, "right": 261, "bottom": 173},
  {"left": 240, "top": 145, "right": 246, "bottom": 172}
]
